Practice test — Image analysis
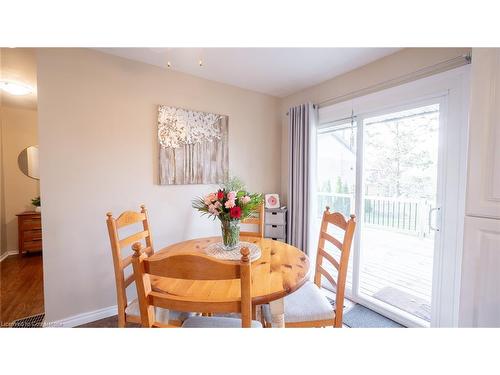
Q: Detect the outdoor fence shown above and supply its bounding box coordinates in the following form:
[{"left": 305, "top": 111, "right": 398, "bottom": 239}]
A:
[{"left": 317, "top": 192, "right": 434, "bottom": 237}]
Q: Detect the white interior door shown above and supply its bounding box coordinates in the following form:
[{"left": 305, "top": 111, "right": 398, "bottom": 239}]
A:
[{"left": 314, "top": 66, "right": 470, "bottom": 327}]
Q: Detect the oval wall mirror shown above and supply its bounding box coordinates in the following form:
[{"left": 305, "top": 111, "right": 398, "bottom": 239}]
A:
[{"left": 18, "top": 145, "right": 40, "bottom": 180}]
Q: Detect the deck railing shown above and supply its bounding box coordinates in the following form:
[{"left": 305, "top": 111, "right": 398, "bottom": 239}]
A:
[{"left": 316, "top": 192, "right": 433, "bottom": 237}]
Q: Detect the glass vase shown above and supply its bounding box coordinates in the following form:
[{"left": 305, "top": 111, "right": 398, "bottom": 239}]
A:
[{"left": 220, "top": 219, "right": 240, "bottom": 251}]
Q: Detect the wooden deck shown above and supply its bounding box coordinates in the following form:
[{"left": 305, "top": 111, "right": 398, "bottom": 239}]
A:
[
  {"left": 316, "top": 222, "right": 433, "bottom": 322},
  {"left": 358, "top": 227, "right": 433, "bottom": 301}
]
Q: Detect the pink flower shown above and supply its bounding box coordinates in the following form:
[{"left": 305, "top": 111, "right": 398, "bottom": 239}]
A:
[
  {"left": 214, "top": 201, "right": 222, "bottom": 208},
  {"left": 225, "top": 199, "right": 236, "bottom": 209},
  {"left": 240, "top": 195, "right": 251, "bottom": 204},
  {"left": 208, "top": 204, "right": 220, "bottom": 215},
  {"left": 204, "top": 195, "right": 212, "bottom": 205},
  {"left": 208, "top": 193, "right": 217, "bottom": 202},
  {"left": 227, "top": 191, "right": 237, "bottom": 201}
]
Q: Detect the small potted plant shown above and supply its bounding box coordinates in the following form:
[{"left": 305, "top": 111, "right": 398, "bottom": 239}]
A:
[
  {"left": 192, "top": 177, "right": 262, "bottom": 250},
  {"left": 32, "top": 196, "right": 41, "bottom": 212}
]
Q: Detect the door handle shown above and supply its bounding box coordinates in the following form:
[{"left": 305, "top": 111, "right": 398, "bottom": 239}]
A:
[{"left": 428, "top": 207, "right": 440, "bottom": 232}]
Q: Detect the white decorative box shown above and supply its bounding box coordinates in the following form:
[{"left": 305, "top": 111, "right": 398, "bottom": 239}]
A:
[{"left": 264, "top": 207, "right": 287, "bottom": 242}]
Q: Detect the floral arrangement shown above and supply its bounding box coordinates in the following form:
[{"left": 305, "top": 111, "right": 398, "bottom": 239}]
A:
[{"left": 192, "top": 177, "right": 263, "bottom": 222}]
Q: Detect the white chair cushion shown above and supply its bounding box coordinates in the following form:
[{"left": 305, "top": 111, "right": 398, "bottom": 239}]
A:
[
  {"left": 262, "top": 281, "right": 334, "bottom": 323},
  {"left": 125, "top": 299, "right": 191, "bottom": 323},
  {"left": 182, "top": 316, "right": 262, "bottom": 328}
]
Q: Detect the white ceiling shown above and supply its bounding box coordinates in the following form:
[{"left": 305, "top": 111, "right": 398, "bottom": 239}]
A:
[{"left": 96, "top": 48, "right": 400, "bottom": 97}]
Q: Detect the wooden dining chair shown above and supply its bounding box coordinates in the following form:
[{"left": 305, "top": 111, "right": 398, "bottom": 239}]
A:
[
  {"left": 240, "top": 202, "right": 265, "bottom": 238},
  {"left": 262, "top": 207, "right": 356, "bottom": 327},
  {"left": 106, "top": 205, "right": 188, "bottom": 327},
  {"left": 131, "top": 242, "right": 262, "bottom": 328}
]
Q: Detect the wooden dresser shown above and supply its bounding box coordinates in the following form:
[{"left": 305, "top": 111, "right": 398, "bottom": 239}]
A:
[{"left": 17, "top": 211, "right": 42, "bottom": 255}]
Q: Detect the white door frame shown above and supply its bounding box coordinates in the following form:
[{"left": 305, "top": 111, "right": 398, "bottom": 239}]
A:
[{"left": 315, "top": 66, "right": 470, "bottom": 327}]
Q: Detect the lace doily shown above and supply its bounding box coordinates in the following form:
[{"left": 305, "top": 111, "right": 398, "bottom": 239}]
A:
[{"left": 205, "top": 241, "right": 261, "bottom": 261}]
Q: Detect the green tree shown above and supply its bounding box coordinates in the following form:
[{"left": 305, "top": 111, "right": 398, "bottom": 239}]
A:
[
  {"left": 364, "top": 111, "right": 438, "bottom": 199},
  {"left": 342, "top": 182, "right": 349, "bottom": 194},
  {"left": 321, "top": 179, "right": 332, "bottom": 193},
  {"left": 335, "top": 177, "right": 343, "bottom": 193}
]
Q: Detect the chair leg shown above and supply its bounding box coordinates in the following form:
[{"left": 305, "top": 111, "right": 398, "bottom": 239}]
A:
[{"left": 118, "top": 312, "right": 126, "bottom": 328}]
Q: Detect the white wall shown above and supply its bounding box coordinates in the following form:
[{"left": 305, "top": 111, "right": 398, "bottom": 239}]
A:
[
  {"left": 0, "top": 106, "right": 39, "bottom": 255},
  {"left": 37, "top": 48, "right": 281, "bottom": 322},
  {"left": 1, "top": 48, "right": 39, "bottom": 256},
  {"left": 0, "top": 106, "right": 3, "bottom": 254}
]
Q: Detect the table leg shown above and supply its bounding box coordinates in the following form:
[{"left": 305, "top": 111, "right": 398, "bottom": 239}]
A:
[{"left": 269, "top": 298, "right": 285, "bottom": 328}]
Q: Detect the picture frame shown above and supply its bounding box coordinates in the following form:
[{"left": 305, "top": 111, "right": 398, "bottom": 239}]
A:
[
  {"left": 264, "top": 193, "right": 280, "bottom": 209},
  {"left": 158, "top": 105, "right": 228, "bottom": 185}
]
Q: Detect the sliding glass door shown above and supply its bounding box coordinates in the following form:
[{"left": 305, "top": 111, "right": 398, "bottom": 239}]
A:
[
  {"left": 313, "top": 66, "right": 469, "bottom": 327},
  {"left": 357, "top": 103, "right": 440, "bottom": 326}
]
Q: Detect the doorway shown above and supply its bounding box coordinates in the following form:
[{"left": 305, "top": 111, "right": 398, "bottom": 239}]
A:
[
  {"left": 312, "top": 67, "right": 469, "bottom": 327},
  {"left": 0, "top": 47, "right": 44, "bottom": 327}
]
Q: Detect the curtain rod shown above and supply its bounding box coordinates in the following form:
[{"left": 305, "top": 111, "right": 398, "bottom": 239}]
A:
[
  {"left": 286, "top": 52, "right": 471, "bottom": 115},
  {"left": 316, "top": 53, "right": 471, "bottom": 109}
]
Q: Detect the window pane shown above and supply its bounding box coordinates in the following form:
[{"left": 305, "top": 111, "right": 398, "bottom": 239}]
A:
[
  {"left": 359, "top": 103, "right": 439, "bottom": 324},
  {"left": 315, "top": 121, "right": 357, "bottom": 292}
]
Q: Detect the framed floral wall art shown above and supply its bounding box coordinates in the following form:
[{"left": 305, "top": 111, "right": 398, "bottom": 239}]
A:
[{"left": 158, "top": 105, "right": 229, "bottom": 185}]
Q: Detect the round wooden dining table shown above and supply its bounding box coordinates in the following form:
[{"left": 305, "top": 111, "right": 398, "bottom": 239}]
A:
[{"left": 151, "top": 236, "right": 311, "bottom": 327}]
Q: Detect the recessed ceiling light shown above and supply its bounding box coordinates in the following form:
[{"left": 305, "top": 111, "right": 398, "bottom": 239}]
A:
[{"left": 0, "top": 80, "right": 33, "bottom": 96}]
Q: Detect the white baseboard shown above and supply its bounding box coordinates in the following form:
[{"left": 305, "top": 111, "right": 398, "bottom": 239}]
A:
[
  {"left": 46, "top": 305, "right": 118, "bottom": 328},
  {"left": 0, "top": 250, "right": 17, "bottom": 262}
]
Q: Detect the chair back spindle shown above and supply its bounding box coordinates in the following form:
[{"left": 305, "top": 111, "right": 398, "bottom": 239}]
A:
[
  {"left": 132, "top": 243, "right": 253, "bottom": 328},
  {"left": 313, "top": 207, "right": 356, "bottom": 327},
  {"left": 106, "top": 205, "right": 154, "bottom": 327}
]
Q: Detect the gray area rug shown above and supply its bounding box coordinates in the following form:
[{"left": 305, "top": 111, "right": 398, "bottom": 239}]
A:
[
  {"left": 343, "top": 304, "right": 404, "bottom": 328},
  {"left": 327, "top": 296, "right": 402, "bottom": 328},
  {"left": 373, "top": 286, "right": 430, "bottom": 322}
]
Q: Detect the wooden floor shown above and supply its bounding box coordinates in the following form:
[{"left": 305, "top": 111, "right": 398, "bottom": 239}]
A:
[
  {"left": 77, "top": 315, "right": 140, "bottom": 328},
  {"left": 0, "top": 253, "right": 44, "bottom": 325}
]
